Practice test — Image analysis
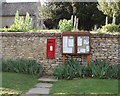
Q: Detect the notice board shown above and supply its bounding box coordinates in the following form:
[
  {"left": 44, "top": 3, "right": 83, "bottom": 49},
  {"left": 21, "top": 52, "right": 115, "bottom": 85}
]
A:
[{"left": 62, "top": 32, "right": 91, "bottom": 55}]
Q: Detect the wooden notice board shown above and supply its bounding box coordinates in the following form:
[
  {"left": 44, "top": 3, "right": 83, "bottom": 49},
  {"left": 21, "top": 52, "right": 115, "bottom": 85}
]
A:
[{"left": 61, "top": 32, "right": 91, "bottom": 66}]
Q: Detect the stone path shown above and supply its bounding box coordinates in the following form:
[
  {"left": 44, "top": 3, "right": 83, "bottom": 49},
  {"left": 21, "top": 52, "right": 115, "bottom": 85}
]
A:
[{"left": 21, "top": 77, "right": 57, "bottom": 96}]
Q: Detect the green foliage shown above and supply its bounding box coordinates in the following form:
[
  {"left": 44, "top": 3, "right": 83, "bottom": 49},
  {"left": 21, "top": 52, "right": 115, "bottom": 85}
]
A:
[
  {"left": 54, "top": 59, "right": 119, "bottom": 80},
  {"left": 53, "top": 59, "right": 83, "bottom": 80},
  {"left": 83, "top": 66, "right": 92, "bottom": 78},
  {"left": 97, "top": 1, "right": 120, "bottom": 17},
  {"left": 97, "top": 1, "right": 120, "bottom": 24},
  {"left": 2, "top": 59, "right": 43, "bottom": 76},
  {"left": 97, "top": 1, "right": 112, "bottom": 17},
  {"left": 59, "top": 19, "right": 73, "bottom": 32},
  {"left": 44, "top": 2, "right": 106, "bottom": 30},
  {"left": 2, "top": 72, "right": 38, "bottom": 95},
  {"left": 107, "top": 64, "right": 119, "bottom": 79},
  {"left": 90, "top": 60, "right": 110, "bottom": 79},
  {"left": 90, "top": 60, "right": 119, "bottom": 79},
  {"left": 101, "top": 24, "right": 120, "bottom": 33},
  {"left": 10, "top": 11, "right": 32, "bottom": 32},
  {"left": 0, "top": 11, "right": 32, "bottom": 32},
  {"left": 29, "top": 29, "right": 60, "bottom": 32}
]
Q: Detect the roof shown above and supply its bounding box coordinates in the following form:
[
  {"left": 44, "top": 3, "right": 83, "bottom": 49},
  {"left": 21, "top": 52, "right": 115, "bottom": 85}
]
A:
[{"left": 0, "top": 2, "right": 37, "bottom": 16}]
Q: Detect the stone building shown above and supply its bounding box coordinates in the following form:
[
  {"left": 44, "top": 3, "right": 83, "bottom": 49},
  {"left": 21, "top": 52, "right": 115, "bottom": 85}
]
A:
[{"left": 0, "top": 2, "right": 38, "bottom": 28}]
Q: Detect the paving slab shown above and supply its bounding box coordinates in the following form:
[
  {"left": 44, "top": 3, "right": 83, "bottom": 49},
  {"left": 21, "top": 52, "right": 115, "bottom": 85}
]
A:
[
  {"left": 38, "top": 77, "right": 58, "bottom": 82},
  {"left": 26, "top": 88, "right": 49, "bottom": 95},
  {"left": 35, "top": 83, "right": 53, "bottom": 88}
]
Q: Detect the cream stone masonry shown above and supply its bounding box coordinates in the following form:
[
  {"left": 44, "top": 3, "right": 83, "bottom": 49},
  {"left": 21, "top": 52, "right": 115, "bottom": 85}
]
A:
[{"left": 0, "top": 32, "right": 119, "bottom": 75}]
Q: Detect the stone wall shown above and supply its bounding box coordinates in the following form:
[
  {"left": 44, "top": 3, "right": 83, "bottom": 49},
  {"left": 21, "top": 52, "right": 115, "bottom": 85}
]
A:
[
  {"left": 90, "top": 34, "right": 119, "bottom": 64},
  {"left": 0, "top": 32, "right": 119, "bottom": 75}
]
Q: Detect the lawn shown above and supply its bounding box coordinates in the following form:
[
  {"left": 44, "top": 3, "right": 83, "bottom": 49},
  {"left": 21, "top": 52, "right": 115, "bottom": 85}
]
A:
[
  {"left": 50, "top": 79, "right": 118, "bottom": 95},
  {"left": 1, "top": 72, "right": 38, "bottom": 95}
]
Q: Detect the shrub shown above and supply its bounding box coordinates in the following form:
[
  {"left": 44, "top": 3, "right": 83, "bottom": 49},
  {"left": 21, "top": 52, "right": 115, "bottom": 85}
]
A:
[
  {"left": 59, "top": 19, "right": 73, "bottom": 32},
  {"left": 107, "top": 64, "right": 119, "bottom": 79},
  {"left": 83, "top": 66, "right": 92, "bottom": 78},
  {"left": 90, "top": 60, "right": 110, "bottom": 79},
  {"left": 2, "top": 11, "right": 32, "bottom": 32},
  {"left": 54, "top": 59, "right": 84, "bottom": 80},
  {"left": 2, "top": 59, "right": 43, "bottom": 76},
  {"left": 90, "top": 60, "right": 119, "bottom": 79},
  {"left": 54, "top": 59, "right": 119, "bottom": 80},
  {"left": 101, "top": 24, "right": 120, "bottom": 33},
  {"left": 0, "top": 28, "right": 8, "bottom": 32}
]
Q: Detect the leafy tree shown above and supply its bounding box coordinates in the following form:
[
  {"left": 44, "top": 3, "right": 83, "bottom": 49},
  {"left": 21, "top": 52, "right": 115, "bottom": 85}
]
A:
[
  {"left": 43, "top": 2, "right": 105, "bottom": 30},
  {"left": 97, "top": 0, "right": 120, "bottom": 24}
]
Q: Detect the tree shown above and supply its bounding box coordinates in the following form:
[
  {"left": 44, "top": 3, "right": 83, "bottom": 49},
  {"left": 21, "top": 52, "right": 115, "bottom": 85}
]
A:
[
  {"left": 97, "top": 0, "right": 120, "bottom": 24},
  {"left": 43, "top": 2, "right": 105, "bottom": 30}
]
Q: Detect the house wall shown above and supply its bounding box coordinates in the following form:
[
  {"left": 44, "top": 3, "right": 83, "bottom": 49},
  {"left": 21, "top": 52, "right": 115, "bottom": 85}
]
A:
[
  {"left": 0, "top": 16, "right": 36, "bottom": 28},
  {"left": 0, "top": 32, "right": 119, "bottom": 75},
  {"left": 1, "top": 16, "right": 14, "bottom": 28}
]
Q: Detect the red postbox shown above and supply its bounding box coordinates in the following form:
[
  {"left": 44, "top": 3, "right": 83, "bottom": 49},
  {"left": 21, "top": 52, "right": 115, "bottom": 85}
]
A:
[{"left": 47, "top": 38, "right": 55, "bottom": 59}]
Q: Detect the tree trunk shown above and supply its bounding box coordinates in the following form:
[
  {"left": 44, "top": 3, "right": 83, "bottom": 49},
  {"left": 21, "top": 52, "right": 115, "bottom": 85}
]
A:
[
  {"left": 105, "top": 16, "right": 108, "bottom": 25},
  {"left": 112, "top": 10, "right": 116, "bottom": 24}
]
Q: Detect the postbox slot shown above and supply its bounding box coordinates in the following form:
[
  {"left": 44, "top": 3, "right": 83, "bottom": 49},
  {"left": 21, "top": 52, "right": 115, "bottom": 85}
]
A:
[{"left": 48, "top": 41, "right": 53, "bottom": 43}]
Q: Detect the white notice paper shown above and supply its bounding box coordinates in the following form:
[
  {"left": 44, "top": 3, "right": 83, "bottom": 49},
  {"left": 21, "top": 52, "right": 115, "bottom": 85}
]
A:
[
  {"left": 84, "top": 36, "right": 89, "bottom": 45},
  {"left": 68, "top": 37, "right": 74, "bottom": 47},
  {"left": 77, "top": 37, "right": 82, "bottom": 46},
  {"left": 80, "top": 48, "right": 86, "bottom": 53},
  {"left": 67, "top": 48, "right": 73, "bottom": 53},
  {"left": 77, "top": 47, "right": 81, "bottom": 53},
  {"left": 86, "top": 46, "right": 89, "bottom": 52},
  {"left": 63, "top": 36, "right": 68, "bottom": 53},
  {"left": 63, "top": 36, "right": 73, "bottom": 53}
]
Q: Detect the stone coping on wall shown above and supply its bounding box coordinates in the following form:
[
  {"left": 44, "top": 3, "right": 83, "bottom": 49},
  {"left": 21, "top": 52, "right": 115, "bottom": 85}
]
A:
[
  {"left": 0, "top": 32, "right": 120, "bottom": 38},
  {"left": 0, "top": 32, "right": 62, "bottom": 37}
]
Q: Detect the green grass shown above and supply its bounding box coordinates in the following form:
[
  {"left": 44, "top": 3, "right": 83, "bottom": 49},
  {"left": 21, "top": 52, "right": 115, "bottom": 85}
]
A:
[
  {"left": 50, "top": 79, "right": 118, "bottom": 95},
  {"left": 1, "top": 72, "right": 38, "bottom": 95},
  {"left": 0, "top": 28, "right": 60, "bottom": 32}
]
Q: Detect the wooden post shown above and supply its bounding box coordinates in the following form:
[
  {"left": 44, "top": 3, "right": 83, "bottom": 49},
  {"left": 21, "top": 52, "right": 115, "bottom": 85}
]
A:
[
  {"left": 63, "top": 55, "right": 65, "bottom": 64},
  {"left": 87, "top": 55, "right": 90, "bottom": 67}
]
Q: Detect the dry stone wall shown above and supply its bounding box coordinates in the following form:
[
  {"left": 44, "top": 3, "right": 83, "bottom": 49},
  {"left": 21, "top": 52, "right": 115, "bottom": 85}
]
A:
[
  {"left": 90, "top": 34, "right": 119, "bottom": 64},
  {"left": 0, "top": 32, "right": 119, "bottom": 75}
]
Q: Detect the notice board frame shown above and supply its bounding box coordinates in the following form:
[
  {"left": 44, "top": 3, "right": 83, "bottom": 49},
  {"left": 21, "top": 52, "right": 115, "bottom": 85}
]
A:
[{"left": 61, "top": 32, "right": 91, "bottom": 66}]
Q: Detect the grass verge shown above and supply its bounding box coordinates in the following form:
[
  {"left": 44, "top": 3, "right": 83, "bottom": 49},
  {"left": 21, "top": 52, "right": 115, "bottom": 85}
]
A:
[
  {"left": 1, "top": 72, "right": 38, "bottom": 95},
  {"left": 50, "top": 78, "right": 118, "bottom": 95}
]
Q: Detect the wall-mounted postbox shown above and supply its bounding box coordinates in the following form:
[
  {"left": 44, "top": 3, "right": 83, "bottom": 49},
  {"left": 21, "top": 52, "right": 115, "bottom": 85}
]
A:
[{"left": 47, "top": 38, "right": 55, "bottom": 59}]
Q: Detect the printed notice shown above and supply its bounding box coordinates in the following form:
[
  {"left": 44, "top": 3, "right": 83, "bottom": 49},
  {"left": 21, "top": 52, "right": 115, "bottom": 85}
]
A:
[
  {"left": 63, "top": 36, "right": 68, "bottom": 53},
  {"left": 68, "top": 37, "right": 74, "bottom": 47},
  {"left": 86, "top": 46, "right": 89, "bottom": 52},
  {"left": 63, "top": 36, "right": 73, "bottom": 53},
  {"left": 67, "top": 48, "right": 73, "bottom": 53},
  {"left": 77, "top": 37, "right": 82, "bottom": 46},
  {"left": 77, "top": 47, "right": 81, "bottom": 53},
  {"left": 84, "top": 36, "right": 89, "bottom": 45},
  {"left": 80, "top": 48, "right": 86, "bottom": 53}
]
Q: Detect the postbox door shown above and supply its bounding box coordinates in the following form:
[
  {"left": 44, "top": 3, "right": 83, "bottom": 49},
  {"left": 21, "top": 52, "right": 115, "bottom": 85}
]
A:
[{"left": 47, "top": 38, "right": 55, "bottom": 58}]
